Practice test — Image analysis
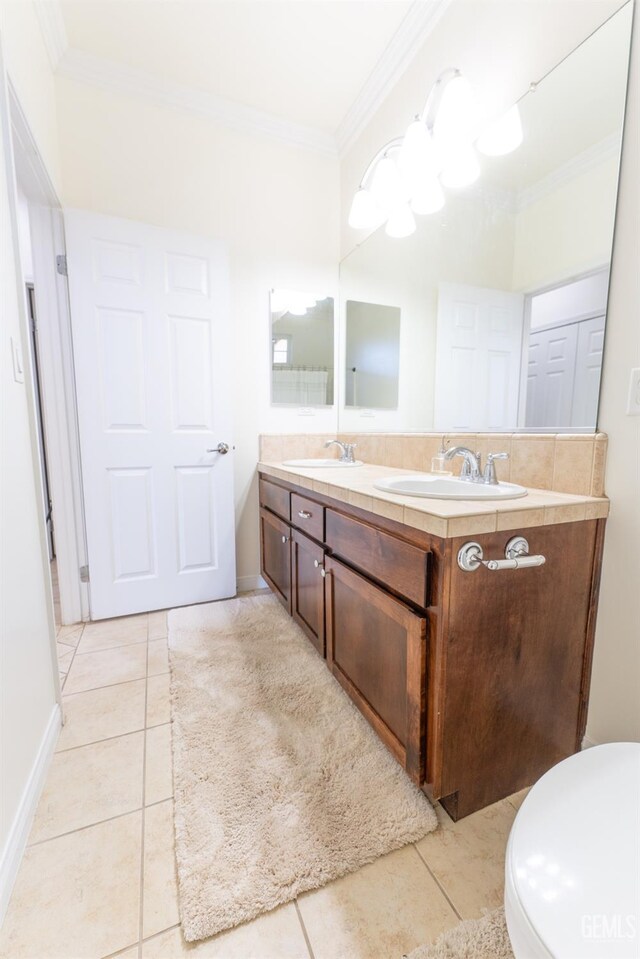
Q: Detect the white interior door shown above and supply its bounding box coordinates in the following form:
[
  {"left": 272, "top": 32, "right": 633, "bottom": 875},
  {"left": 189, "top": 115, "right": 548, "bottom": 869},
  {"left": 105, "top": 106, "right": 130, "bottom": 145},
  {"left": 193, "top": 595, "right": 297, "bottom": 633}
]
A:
[
  {"left": 526, "top": 323, "right": 578, "bottom": 428},
  {"left": 434, "top": 283, "right": 524, "bottom": 431},
  {"left": 65, "top": 210, "right": 236, "bottom": 619},
  {"left": 571, "top": 315, "right": 605, "bottom": 427}
]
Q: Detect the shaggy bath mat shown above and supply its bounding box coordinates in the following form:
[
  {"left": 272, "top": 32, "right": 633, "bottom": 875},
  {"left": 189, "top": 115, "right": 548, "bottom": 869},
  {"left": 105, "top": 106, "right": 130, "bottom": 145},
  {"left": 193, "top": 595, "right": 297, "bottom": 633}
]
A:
[
  {"left": 168, "top": 593, "right": 437, "bottom": 942},
  {"left": 406, "top": 908, "right": 513, "bottom": 959}
]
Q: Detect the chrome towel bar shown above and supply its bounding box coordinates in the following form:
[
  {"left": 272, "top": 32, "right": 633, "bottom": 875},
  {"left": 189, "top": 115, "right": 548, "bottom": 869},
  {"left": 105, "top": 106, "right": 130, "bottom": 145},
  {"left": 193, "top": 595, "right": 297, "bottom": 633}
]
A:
[{"left": 458, "top": 536, "right": 546, "bottom": 572}]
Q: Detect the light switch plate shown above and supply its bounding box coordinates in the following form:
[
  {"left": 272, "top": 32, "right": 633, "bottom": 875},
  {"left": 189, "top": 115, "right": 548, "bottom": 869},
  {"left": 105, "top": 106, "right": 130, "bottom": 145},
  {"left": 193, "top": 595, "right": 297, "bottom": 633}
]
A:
[
  {"left": 10, "top": 337, "right": 24, "bottom": 383},
  {"left": 627, "top": 368, "right": 640, "bottom": 415}
]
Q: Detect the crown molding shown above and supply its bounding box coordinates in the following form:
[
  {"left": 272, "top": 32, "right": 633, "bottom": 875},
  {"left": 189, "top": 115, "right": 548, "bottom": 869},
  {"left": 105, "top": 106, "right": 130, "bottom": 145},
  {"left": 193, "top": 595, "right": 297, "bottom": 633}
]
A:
[
  {"left": 56, "top": 48, "right": 338, "bottom": 157},
  {"left": 33, "top": 0, "right": 68, "bottom": 71},
  {"left": 335, "top": 0, "right": 453, "bottom": 157},
  {"left": 516, "top": 133, "right": 621, "bottom": 211}
]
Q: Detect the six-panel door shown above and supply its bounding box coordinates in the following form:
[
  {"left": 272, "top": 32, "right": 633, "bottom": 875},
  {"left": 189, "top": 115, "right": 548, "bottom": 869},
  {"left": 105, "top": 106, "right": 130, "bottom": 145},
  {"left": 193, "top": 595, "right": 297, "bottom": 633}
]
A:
[
  {"left": 291, "top": 529, "right": 325, "bottom": 656},
  {"left": 324, "top": 556, "right": 427, "bottom": 784}
]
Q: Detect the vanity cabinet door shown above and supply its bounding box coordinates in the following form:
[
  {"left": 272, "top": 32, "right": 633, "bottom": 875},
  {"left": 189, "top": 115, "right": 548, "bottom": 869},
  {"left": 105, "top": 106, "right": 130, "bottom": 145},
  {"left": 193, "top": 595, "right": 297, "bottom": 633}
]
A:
[
  {"left": 324, "top": 556, "right": 427, "bottom": 784},
  {"left": 291, "top": 529, "right": 325, "bottom": 656},
  {"left": 259, "top": 507, "right": 291, "bottom": 613}
]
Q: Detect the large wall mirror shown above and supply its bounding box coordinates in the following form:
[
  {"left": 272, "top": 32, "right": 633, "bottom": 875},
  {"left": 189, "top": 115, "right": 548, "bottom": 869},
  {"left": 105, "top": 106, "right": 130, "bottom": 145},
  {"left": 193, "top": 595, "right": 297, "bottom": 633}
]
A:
[
  {"left": 270, "top": 289, "right": 335, "bottom": 407},
  {"left": 339, "top": 2, "right": 633, "bottom": 433}
]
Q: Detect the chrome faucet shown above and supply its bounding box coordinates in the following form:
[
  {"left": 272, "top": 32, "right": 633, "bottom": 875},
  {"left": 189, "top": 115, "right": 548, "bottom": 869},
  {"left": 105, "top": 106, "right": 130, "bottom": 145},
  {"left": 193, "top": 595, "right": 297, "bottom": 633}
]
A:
[
  {"left": 325, "top": 439, "right": 357, "bottom": 463},
  {"left": 444, "top": 446, "right": 509, "bottom": 485},
  {"left": 444, "top": 446, "right": 482, "bottom": 481}
]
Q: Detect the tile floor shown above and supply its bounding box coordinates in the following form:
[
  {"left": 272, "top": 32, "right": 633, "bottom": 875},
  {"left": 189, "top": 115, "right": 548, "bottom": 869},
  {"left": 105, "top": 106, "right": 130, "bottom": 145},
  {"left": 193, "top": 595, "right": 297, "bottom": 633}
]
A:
[{"left": 1, "top": 608, "right": 527, "bottom": 959}]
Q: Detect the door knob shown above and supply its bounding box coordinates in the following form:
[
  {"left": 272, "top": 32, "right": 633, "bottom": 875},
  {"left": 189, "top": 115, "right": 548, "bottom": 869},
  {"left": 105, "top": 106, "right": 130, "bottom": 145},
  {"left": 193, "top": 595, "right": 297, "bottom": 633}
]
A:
[{"left": 207, "top": 442, "right": 230, "bottom": 454}]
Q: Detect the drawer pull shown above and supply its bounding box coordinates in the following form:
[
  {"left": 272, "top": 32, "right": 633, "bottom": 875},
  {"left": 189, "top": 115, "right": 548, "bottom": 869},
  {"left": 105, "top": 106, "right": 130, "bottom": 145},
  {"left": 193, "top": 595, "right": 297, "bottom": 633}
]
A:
[
  {"left": 458, "top": 536, "right": 546, "bottom": 572},
  {"left": 281, "top": 535, "right": 290, "bottom": 544},
  {"left": 298, "top": 510, "right": 312, "bottom": 519}
]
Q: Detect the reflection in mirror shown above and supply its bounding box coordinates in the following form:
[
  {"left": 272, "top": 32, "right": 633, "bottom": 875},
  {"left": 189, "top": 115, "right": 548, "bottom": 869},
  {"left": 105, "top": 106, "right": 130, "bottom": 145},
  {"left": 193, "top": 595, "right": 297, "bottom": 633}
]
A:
[
  {"left": 345, "top": 301, "right": 400, "bottom": 409},
  {"left": 339, "top": 3, "right": 632, "bottom": 433},
  {"left": 270, "top": 290, "right": 334, "bottom": 407}
]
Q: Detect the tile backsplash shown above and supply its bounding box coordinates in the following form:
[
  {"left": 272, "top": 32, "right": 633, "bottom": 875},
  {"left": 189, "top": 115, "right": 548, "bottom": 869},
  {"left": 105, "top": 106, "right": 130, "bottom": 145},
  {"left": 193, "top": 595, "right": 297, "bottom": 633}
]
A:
[{"left": 258, "top": 432, "right": 608, "bottom": 498}]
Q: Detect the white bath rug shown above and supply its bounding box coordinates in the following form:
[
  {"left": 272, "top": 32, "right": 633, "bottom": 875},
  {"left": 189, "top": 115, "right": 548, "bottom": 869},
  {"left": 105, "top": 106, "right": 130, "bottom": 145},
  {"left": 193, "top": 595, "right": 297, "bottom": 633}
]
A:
[{"left": 168, "top": 593, "right": 437, "bottom": 942}]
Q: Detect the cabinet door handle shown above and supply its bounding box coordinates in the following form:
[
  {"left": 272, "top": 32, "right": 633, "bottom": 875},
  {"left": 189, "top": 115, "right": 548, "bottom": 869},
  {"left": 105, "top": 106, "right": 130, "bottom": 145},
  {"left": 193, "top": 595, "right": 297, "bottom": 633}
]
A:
[
  {"left": 281, "top": 535, "right": 289, "bottom": 544},
  {"left": 298, "top": 510, "right": 312, "bottom": 519}
]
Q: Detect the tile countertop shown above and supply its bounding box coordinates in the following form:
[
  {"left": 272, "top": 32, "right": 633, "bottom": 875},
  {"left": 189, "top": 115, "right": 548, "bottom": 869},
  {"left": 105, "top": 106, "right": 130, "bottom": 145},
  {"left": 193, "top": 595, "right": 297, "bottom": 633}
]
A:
[{"left": 257, "top": 461, "right": 610, "bottom": 539}]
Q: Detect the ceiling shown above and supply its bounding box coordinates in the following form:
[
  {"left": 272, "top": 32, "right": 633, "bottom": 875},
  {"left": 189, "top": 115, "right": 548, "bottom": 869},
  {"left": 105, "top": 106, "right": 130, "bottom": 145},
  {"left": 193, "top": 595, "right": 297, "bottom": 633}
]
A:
[{"left": 56, "top": 0, "right": 416, "bottom": 137}]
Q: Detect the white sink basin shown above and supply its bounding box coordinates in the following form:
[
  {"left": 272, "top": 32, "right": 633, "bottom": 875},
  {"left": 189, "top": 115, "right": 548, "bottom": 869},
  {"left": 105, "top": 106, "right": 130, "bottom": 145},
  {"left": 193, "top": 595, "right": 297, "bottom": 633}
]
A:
[
  {"left": 282, "top": 458, "right": 363, "bottom": 468},
  {"left": 374, "top": 474, "right": 528, "bottom": 500}
]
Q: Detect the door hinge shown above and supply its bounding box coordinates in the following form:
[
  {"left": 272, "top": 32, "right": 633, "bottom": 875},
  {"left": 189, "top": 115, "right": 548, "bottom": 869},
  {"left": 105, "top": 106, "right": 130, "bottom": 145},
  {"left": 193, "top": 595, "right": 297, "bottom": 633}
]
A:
[
  {"left": 56, "top": 254, "right": 68, "bottom": 276},
  {"left": 79, "top": 565, "right": 90, "bottom": 583}
]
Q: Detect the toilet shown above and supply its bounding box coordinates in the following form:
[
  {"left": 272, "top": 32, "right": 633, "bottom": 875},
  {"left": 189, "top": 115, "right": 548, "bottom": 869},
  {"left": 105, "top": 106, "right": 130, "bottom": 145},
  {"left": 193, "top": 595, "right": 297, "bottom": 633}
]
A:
[{"left": 505, "top": 742, "right": 640, "bottom": 958}]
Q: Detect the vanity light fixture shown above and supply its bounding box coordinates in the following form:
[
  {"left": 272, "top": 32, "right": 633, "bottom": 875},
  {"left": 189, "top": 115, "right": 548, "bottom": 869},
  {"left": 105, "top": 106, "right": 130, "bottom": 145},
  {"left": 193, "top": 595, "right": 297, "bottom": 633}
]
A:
[{"left": 348, "top": 68, "right": 523, "bottom": 237}]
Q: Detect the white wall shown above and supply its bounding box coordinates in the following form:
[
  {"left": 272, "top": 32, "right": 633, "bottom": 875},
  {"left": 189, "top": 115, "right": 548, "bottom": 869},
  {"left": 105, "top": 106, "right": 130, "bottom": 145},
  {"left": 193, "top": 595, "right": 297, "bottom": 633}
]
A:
[
  {"left": 55, "top": 76, "right": 340, "bottom": 586},
  {"left": 586, "top": 10, "right": 640, "bottom": 744},
  {"left": 0, "top": 1, "right": 60, "bottom": 192},
  {"left": 0, "top": 38, "right": 59, "bottom": 918},
  {"left": 512, "top": 154, "right": 620, "bottom": 292}
]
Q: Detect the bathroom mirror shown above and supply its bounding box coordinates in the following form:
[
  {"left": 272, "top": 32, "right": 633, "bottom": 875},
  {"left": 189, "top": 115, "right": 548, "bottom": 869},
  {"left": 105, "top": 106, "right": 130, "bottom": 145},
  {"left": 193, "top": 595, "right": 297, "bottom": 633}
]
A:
[
  {"left": 345, "top": 300, "right": 400, "bottom": 409},
  {"left": 270, "top": 290, "right": 335, "bottom": 407},
  {"left": 338, "top": 3, "right": 633, "bottom": 433}
]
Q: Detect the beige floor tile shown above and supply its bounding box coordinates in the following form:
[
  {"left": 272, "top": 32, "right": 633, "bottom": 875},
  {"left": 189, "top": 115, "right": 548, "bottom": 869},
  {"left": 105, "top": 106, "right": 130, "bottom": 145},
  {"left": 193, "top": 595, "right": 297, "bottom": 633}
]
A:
[
  {"left": 149, "top": 610, "right": 168, "bottom": 640},
  {"left": 142, "top": 903, "right": 308, "bottom": 958},
  {"left": 297, "top": 845, "right": 458, "bottom": 959},
  {"left": 57, "top": 623, "right": 84, "bottom": 647},
  {"left": 64, "top": 643, "right": 148, "bottom": 694},
  {"left": 507, "top": 787, "right": 530, "bottom": 811},
  {"left": 416, "top": 799, "right": 517, "bottom": 919},
  {"left": 112, "top": 948, "right": 140, "bottom": 959},
  {"left": 148, "top": 637, "right": 169, "bottom": 676},
  {"left": 143, "top": 800, "right": 180, "bottom": 938},
  {"left": 58, "top": 679, "right": 147, "bottom": 751},
  {"left": 0, "top": 812, "right": 141, "bottom": 959},
  {"left": 56, "top": 643, "right": 75, "bottom": 674},
  {"left": 79, "top": 614, "right": 148, "bottom": 652},
  {"left": 146, "top": 724, "right": 173, "bottom": 804},
  {"left": 30, "top": 731, "right": 144, "bottom": 843},
  {"left": 147, "top": 673, "right": 171, "bottom": 727}
]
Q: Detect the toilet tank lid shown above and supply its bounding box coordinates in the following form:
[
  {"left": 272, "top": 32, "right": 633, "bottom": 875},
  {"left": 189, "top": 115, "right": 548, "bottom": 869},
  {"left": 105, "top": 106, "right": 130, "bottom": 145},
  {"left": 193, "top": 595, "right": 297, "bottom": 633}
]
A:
[{"left": 507, "top": 743, "right": 640, "bottom": 959}]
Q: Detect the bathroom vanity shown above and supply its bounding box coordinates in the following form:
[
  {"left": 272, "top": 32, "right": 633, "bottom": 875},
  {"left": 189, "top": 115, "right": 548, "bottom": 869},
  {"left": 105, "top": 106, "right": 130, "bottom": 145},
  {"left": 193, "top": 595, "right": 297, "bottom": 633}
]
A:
[{"left": 258, "top": 465, "right": 607, "bottom": 820}]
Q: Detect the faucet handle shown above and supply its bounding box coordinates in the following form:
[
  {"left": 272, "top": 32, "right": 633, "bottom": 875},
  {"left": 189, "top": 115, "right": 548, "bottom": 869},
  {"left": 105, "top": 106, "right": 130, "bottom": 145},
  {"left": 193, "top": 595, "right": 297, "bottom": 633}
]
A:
[{"left": 484, "top": 451, "right": 509, "bottom": 485}]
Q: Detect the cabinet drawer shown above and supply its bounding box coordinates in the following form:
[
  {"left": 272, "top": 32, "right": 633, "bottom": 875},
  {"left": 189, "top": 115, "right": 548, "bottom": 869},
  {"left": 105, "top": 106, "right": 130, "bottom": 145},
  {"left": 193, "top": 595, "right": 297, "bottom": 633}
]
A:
[
  {"left": 325, "top": 510, "right": 430, "bottom": 609},
  {"left": 259, "top": 477, "right": 290, "bottom": 522},
  {"left": 291, "top": 493, "right": 324, "bottom": 542}
]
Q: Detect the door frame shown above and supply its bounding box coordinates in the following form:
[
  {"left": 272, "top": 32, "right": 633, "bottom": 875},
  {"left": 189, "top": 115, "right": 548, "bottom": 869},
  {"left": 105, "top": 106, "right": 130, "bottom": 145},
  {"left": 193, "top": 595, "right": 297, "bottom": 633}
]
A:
[{"left": 7, "top": 82, "right": 89, "bottom": 624}]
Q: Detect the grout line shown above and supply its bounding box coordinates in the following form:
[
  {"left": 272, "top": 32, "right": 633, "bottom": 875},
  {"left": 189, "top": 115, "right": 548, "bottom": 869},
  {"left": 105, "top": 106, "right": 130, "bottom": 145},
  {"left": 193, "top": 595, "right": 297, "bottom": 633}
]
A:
[
  {"left": 62, "top": 673, "right": 148, "bottom": 697},
  {"left": 74, "top": 637, "right": 149, "bottom": 657},
  {"left": 138, "top": 923, "right": 181, "bottom": 949},
  {"left": 412, "top": 844, "right": 463, "bottom": 921},
  {"left": 57, "top": 625, "right": 85, "bottom": 696},
  {"left": 56, "top": 727, "right": 146, "bottom": 754},
  {"left": 27, "top": 806, "right": 144, "bottom": 848},
  {"left": 294, "top": 899, "right": 316, "bottom": 959},
  {"left": 100, "top": 941, "right": 140, "bottom": 959},
  {"left": 138, "top": 627, "right": 151, "bottom": 958}
]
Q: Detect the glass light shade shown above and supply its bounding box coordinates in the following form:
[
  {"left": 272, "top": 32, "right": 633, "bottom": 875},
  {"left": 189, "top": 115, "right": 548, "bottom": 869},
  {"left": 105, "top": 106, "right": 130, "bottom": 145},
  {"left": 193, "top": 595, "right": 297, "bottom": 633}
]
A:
[
  {"left": 398, "top": 120, "right": 441, "bottom": 189},
  {"left": 433, "top": 74, "right": 477, "bottom": 149},
  {"left": 440, "top": 145, "right": 480, "bottom": 189},
  {"left": 385, "top": 204, "right": 416, "bottom": 238},
  {"left": 348, "top": 188, "right": 383, "bottom": 230},
  {"left": 411, "top": 175, "right": 445, "bottom": 215},
  {"left": 369, "top": 155, "right": 408, "bottom": 214},
  {"left": 476, "top": 104, "right": 523, "bottom": 156}
]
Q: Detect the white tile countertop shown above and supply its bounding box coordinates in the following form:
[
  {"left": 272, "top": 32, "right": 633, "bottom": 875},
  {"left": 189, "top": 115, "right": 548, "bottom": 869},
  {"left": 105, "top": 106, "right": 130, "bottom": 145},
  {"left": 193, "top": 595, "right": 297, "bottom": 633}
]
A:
[{"left": 257, "top": 461, "right": 610, "bottom": 539}]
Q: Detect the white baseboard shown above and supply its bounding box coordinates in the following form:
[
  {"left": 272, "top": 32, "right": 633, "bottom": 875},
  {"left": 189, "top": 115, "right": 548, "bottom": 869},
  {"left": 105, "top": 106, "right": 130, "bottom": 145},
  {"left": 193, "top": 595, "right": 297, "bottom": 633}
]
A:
[
  {"left": 0, "top": 704, "right": 61, "bottom": 923},
  {"left": 237, "top": 574, "right": 268, "bottom": 592}
]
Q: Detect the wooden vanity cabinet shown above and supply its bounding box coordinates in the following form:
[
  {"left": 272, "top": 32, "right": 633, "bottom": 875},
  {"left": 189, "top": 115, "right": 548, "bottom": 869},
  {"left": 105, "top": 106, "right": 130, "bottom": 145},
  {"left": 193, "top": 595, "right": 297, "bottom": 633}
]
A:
[
  {"left": 291, "top": 528, "right": 326, "bottom": 656},
  {"left": 325, "top": 556, "right": 426, "bottom": 784},
  {"left": 259, "top": 507, "right": 292, "bottom": 614},
  {"left": 258, "top": 472, "right": 606, "bottom": 820}
]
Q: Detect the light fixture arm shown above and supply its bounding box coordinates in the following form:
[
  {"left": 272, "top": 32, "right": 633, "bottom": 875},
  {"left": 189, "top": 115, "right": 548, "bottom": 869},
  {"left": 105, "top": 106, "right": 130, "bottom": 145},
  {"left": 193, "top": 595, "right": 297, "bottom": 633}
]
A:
[
  {"left": 419, "top": 67, "right": 461, "bottom": 129},
  {"left": 358, "top": 136, "right": 403, "bottom": 188}
]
